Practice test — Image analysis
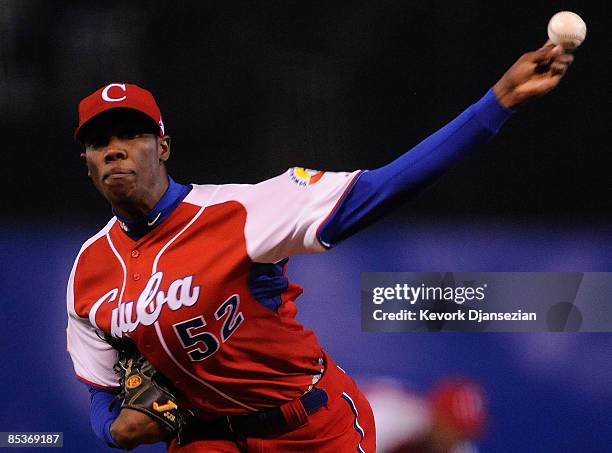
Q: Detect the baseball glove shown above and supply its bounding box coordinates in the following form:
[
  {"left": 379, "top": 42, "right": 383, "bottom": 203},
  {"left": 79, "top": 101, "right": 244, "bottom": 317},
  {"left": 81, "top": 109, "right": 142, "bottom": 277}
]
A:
[{"left": 111, "top": 340, "right": 192, "bottom": 445}]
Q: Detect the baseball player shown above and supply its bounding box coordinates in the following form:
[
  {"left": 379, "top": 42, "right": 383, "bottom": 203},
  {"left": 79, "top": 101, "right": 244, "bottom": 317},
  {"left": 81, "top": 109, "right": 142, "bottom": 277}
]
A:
[
  {"left": 363, "top": 377, "right": 487, "bottom": 453},
  {"left": 66, "top": 42, "right": 573, "bottom": 452}
]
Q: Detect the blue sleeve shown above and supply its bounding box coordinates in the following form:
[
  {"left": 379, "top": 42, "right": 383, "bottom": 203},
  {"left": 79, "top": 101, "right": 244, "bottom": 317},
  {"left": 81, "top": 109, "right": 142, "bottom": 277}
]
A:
[
  {"left": 87, "top": 384, "right": 121, "bottom": 448},
  {"left": 318, "top": 89, "right": 514, "bottom": 247}
]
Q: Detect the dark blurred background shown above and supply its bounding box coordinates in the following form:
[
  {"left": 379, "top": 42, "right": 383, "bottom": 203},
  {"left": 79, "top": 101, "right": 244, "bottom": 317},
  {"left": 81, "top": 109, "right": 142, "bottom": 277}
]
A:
[
  {"left": 1, "top": 0, "right": 611, "bottom": 452},
  {"left": 2, "top": 0, "right": 610, "bottom": 225}
]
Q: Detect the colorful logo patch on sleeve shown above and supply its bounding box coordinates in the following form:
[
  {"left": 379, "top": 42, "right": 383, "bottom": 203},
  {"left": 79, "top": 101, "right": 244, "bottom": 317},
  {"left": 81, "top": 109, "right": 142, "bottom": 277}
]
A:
[{"left": 289, "top": 167, "right": 325, "bottom": 187}]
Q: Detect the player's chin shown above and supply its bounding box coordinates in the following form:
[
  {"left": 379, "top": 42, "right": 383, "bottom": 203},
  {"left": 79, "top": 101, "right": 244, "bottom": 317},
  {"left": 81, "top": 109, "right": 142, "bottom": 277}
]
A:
[{"left": 102, "top": 179, "right": 138, "bottom": 203}]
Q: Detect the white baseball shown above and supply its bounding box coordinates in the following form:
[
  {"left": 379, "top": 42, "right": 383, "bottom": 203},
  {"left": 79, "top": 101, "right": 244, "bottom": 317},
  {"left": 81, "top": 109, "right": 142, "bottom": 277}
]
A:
[{"left": 547, "top": 11, "right": 587, "bottom": 49}]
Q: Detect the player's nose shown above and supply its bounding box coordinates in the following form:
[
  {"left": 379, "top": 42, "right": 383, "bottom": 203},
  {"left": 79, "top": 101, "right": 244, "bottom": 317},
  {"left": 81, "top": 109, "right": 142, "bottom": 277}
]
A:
[{"left": 103, "top": 136, "right": 128, "bottom": 162}]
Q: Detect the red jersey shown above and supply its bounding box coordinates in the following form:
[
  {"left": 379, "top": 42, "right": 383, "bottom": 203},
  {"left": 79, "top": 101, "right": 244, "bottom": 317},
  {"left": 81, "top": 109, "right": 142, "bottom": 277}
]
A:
[{"left": 66, "top": 168, "right": 360, "bottom": 416}]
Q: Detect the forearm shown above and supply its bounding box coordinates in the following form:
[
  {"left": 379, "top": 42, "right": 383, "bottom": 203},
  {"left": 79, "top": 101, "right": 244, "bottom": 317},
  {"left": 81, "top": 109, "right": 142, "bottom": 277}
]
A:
[
  {"left": 89, "top": 385, "right": 168, "bottom": 450},
  {"left": 88, "top": 385, "right": 121, "bottom": 448},
  {"left": 318, "top": 89, "right": 513, "bottom": 246}
]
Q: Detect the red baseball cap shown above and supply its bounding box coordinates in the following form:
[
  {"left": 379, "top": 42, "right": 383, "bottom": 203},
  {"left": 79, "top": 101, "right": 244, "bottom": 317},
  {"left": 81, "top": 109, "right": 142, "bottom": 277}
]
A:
[
  {"left": 429, "top": 378, "right": 487, "bottom": 438},
  {"left": 75, "top": 83, "right": 165, "bottom": 140}
]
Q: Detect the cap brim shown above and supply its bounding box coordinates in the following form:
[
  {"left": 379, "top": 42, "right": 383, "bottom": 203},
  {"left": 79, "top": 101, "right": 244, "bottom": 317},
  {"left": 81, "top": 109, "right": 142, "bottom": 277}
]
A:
[{"left": 75, "top": 108, "right": 161, "bottom": 142}]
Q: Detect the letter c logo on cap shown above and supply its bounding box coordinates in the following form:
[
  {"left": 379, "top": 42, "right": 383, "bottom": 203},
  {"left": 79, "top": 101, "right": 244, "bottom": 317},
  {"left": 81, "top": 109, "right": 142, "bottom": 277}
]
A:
[{"left": 101, "top": 83, "right": 127, "bottom": 102}]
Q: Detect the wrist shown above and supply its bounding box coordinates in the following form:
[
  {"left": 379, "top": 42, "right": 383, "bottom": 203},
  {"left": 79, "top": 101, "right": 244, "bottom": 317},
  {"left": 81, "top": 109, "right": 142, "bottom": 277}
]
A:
[
  {"left": 104, "top": 419, "right": 120, "bottom": 448},
  {"left": 473, "top": 88, "right": 514, "bottom": 134},
  {"left": 492, "top": 80, "right": 516, "bottom": 109}
]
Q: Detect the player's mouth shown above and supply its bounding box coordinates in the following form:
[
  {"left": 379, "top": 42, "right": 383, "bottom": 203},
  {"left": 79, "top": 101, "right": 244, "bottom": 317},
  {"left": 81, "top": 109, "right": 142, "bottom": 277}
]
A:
[{"left": 103, "top": 169, "right": 135, "bottom": 182}]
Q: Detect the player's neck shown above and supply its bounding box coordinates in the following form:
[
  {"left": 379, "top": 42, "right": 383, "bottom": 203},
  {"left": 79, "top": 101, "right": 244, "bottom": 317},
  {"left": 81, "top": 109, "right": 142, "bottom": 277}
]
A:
[
  {"left": 112, "top": 201, "right": 155, "bottom": 221},
  {"left": 112, "top": 178, "right": 169, "bottom": 221}
]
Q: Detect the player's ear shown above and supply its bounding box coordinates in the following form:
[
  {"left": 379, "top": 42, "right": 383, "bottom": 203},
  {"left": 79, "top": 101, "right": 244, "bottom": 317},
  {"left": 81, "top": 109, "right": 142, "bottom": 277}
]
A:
[
  {"left": 158, "top": 135, "right": 171, "bottom": 164},
  {"left": 80, "top": 152, "right": 92, "bottom": 178}
]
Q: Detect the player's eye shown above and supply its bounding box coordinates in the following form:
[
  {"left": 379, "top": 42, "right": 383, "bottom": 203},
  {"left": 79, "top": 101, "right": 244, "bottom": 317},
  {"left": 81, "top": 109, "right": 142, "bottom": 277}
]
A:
[
  {"left": 84, "top": 138, "right": 109, "bottom": 150},
  {"left": 117, "top": 131, "right": 150, "bottom": 140}
]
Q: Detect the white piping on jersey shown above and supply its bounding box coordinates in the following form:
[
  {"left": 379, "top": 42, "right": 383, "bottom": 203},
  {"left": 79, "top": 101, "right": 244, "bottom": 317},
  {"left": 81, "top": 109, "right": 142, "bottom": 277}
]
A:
[
  {"left": 341, "top": 391, "right": 367, "bottom": 453},
  {"left": 153, "top": 321, "right": 256, "bottom": 411},
  {"left": 67, "top": 218, "right": 120, "bottom": 387},
  {"left": 67, "top": 217, "right": 117, "bottom": 318},
  {"left": 148, "top": 186, "right": 257, "bottom": 411},
  {"left": 97, "top": 187, "right": 255, "bottom": 411},
  {"left": 151, "top": 185, "right": 220, "bottom": 273},
  {"left": 89, "top": 232, "right": 128, "bottom": 330}
]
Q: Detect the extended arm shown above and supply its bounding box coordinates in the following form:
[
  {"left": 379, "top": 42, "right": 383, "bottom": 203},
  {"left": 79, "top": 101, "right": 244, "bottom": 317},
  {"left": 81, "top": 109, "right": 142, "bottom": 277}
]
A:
[{"left": 318, "top": 42, "right": 573, "bottom": 247}]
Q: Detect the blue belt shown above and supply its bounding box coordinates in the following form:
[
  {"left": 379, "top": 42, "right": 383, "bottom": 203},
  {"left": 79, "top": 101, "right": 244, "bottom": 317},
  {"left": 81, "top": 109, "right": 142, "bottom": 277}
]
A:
[
  {"left": 227, "top": 387, "right": 329, "bottom": 437},
  {"left": 182, "top": 388, "right": 329, "bottom": 444}
]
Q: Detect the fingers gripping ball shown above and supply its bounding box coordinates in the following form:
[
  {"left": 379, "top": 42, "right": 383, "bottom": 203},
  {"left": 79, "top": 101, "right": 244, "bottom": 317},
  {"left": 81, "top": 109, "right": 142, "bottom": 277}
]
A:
[
  {"left": 112, "top": 348, "right": 193, "bottom": 445},
  {"left": 547, "top": 11, "right": 587, "bottom": 50}
]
